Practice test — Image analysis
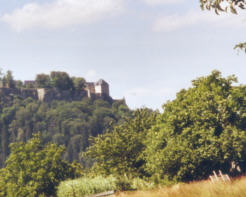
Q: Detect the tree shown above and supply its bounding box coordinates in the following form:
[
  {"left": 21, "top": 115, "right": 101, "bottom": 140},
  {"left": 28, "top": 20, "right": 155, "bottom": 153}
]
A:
[
  {"left": 200, "top": 0, "right": 246, "bottom": 52},
  {"left": 0, "top": 94, "right": 130, "bottom": 168},
  {"left": 15, "top": 80, "right": 23, "bottom": 89},
  {"left": 0, "top": 133, "right": 80, "bottom": 197},
  {"left": 50, "top": 71, "right": 73, "bottom": 91},
  {"left": 0, "top": 68, "right": 3, "bottom": 80},
  {"left": 72, "top": 77, "right": 86, "bottom": 92},
  {"left": 144, "top": 71, "right": 246, "bottom": 183},
  {"left": 3, "top": 70, "right": 15, "bottom": 88},
  {"left": 35, "top": 74, "right": 51, "bottom": 88},
  {"left": 85, "top": 108, "right": 158, "bottom": 177}
]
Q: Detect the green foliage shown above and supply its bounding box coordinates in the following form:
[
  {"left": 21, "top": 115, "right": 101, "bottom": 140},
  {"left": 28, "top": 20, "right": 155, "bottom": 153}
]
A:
[
  {"left": 3, "top": 70, "right": 15, "bottom": 88},
  {"left": 72, "top": 77, "right": 86, "bottom": 91},
  {"left": 50, "top": 71, "right": 73, "bottom": 91},
  {"left": 0, "top": 133, "right": 80, "bottom": 197},
  {"left": 35, "top": 74, "right": 51, "bottom": 88},
  {"left": 144, "top": 70, "right": 246, "bottom": 182},
  {"left": 115, "top": 176, "right": 154, "bottom": 191},
  {"left": 85, "top": 108, "right": 158, "bottom": 177},
  {"left": 0, "top": 97, "right": 130, "bottom": 167},
  {"left": 15, "top": 80, "right": 23, "bottom": 89},
  {"left": 57, "top": 175, "right": 154, "bottom": 197},
  {"left": 57, "top": 176, "right": 117, "bottom": 197},
  {"left": 35, "top": 71, "right": 87, "bottom": 91}
]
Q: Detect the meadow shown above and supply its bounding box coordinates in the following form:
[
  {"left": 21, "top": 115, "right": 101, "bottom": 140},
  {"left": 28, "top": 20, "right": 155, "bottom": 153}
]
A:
[{"left": 117, "top": 177, "right": 246, "bottom": 197}]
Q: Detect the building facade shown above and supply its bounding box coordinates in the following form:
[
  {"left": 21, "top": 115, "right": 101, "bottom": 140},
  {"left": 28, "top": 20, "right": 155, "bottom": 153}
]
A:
[{"left": 85, "top": 79, "right": 109, "bottom": 97}]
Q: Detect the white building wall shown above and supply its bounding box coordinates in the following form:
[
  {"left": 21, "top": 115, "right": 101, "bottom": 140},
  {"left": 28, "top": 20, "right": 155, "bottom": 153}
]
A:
[
  {"left": 95, "top": 85, "right": 102, "bottom": 94},
  {"left": 37, "top": 88, "right": 46, "bottom": 102}
]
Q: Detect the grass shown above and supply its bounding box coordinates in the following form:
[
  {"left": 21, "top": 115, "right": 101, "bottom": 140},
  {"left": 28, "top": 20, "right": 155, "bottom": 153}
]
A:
[
  {"left": 117, "top": 176, "right": 246, "bottom": 197},
  {"left": 56, "top": 175, "right": 154, "bottom": 197},
  {"left": 57, "top": 176, "right": 117, "bottom": 197}
]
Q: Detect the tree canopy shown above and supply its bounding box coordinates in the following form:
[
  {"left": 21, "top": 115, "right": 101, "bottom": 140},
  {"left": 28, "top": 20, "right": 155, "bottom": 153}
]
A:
[
  {"left": 85, "top": 108, "right": 158, "bottom": 178},
  {"left": 72, "top": 77, "right": 86, "bottom": 91},
  {"left": 3, "top": 69, "right": 246, "bottom": 187},
  {"left": 0, "top": 133, "right": 80, "bottom": 197},
  {"left": 144, "top": 71, "right": 246, "bottom": 182},
  {"left": 85, "top": 71, "right": 246, "bottom": 184},
  {"left": 35, "top": 74, "right": 51, "bottom": 88},
  {"left": 2, "top": 70, "right": 15, "bottom": 88},
  {"left": 0, "top": 97, "right": 130, "bottom": 167},
  {"left": 50, "top": 71, "right": 74, "bottom": 91}
]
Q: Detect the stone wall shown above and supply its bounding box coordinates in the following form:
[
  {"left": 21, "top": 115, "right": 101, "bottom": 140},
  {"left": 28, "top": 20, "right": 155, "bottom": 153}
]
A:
[
  {"left": 21, "top": 89, "right": 38, "bottom": 99},
  {"left": 0, "top": 85, "right": 111, "bottom": 103},
  {"left": 0, "top": 80, "right": 3, "bottom": 88},
  {"left": 0, "top": 88, "right": 37, "bottom": 105},
  {"left": 37, "top": 88, "right": 88, "bottom": 102},
  {"left": 37, "top": 89, "right": 46, "bottom": 102}
]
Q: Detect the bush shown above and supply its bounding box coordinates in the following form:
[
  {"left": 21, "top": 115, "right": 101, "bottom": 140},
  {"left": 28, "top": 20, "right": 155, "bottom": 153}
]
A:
[
  {"left": 57, "top": 176, "right": 117, "bottom": 197},
  {"left": 57, "top": 175, "right": 154, "bottom": 196},
  {"left": 131, "top": 177, "right": 154, "bottom": 190},
  {"left": 115, "top": 176, "right": 133, "bottom": 191},
  {"left": 115, "top": 176, "right": 154, "bottom": 191},
  {"left": 0, "top": 133, "right": 79, "bottom": 197}
]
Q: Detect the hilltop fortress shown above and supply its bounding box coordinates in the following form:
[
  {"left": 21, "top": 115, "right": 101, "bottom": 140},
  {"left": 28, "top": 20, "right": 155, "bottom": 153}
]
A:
[
  {"left": 0, "top": 78, "right": 113, "bottom": 103},
  {"left": 85, "top": 79, "right": 110, "bottom": 98}
]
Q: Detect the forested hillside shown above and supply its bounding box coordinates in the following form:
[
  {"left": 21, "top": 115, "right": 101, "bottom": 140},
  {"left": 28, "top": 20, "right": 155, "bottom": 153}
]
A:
[
  {"left": 0, "top": 70, "right": 130, "bottom": 167},
  {"left": 2, "top": 70, "right": 246, "bottom": 197}
]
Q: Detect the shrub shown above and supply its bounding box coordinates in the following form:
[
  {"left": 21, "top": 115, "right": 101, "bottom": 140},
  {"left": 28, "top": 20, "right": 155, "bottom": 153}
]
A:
[
  {"left": 57, "top": 175, "right": 155, "bottom": 197},
  {"left": 115, "top": 176, "right": 154, "bottom": 191},
  {"left": 131, "top": 177, "right": 154, "bottom": 190},
  {"left": 0, "top": 133, "right": 79, "bottom": 197},
  {"left": 57, "top": 176, "right": 117, "bottom": 197}
]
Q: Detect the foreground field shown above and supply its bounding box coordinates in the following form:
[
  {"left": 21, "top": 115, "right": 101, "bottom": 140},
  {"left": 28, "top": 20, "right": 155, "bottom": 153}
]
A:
[{"left": 117, "top": 177, "right": 246, "bottom": 197}]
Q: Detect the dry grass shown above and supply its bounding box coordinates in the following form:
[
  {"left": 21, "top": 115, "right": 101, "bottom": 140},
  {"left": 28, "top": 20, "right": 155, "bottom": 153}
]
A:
[{"left": 117, "top": 177, "right": 246, "bottom": 197}]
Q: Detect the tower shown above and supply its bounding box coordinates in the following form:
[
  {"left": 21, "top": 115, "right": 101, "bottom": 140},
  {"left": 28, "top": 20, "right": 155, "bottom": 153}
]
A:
[{"left": 95, "top": 79, "right": 109, "bottom": 96}]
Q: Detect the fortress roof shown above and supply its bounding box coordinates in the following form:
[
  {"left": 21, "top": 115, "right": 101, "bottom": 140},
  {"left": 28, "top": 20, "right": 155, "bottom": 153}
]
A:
[{"left": 96, "top": 79, "right": 108, "bottom": 86}]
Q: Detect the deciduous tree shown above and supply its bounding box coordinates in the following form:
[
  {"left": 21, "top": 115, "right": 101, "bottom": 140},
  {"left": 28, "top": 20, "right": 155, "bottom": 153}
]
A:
[
  {"left": 85, "top": 108, "right": 158, "bottom": 177},
  {"left": 144, "top": 71, "right": 246, "bottom": 182},
  {"left": 0, "top": 133, "right": 80, "bottom": 197},
  {"left": 35, "top": 74, "right": 51, "bottom": 88},
  {"left": 50, "top": 71, "right": 73, "bottom": 91}
]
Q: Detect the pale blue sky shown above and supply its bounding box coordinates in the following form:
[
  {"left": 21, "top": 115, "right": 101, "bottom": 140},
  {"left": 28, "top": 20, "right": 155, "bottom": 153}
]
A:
[{"left": 0, "top": 0, "right": 246, "bottom": 110}]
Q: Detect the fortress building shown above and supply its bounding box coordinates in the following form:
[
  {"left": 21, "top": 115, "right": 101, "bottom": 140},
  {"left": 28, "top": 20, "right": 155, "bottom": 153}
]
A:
[
  {"left": 85, "top": 79, "right": 109, "bottom": 98},
  {"left": 0, "top": 80, "right": 3, "bottom": 88},
  {"left": 24, "top": 80, "right": 36, "bottom": 87},
  {"left": 0, "top": 78, "right": 111, "bottom": 102}
]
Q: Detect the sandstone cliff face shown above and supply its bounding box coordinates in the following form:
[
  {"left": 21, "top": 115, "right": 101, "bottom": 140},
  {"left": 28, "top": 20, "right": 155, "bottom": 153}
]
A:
[
  {"left": 0, "top": 87, "right": 113, "bottom": 104},
  {"left": 21, "top": 89, "right": 38, "bottom": 99},
  {"left": 37, "top": 88, "right": 88, "bottom": 102},
  {"left": 0, "top": 88, "right": 37, "bottom": 101},
  {"left": 0, "top": 87, "right": 91, "bottom": 103},
  {"left": 0, "top": 88, "right": 37, "bottom": 108}
]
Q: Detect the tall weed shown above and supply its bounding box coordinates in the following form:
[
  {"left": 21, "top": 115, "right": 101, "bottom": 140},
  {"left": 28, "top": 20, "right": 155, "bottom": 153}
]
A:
[
  {"left": 57, "top": 176, "right": 117, "bottom": 197},
  {"left": 118, "top": 177, "right": 246, "bottom": 197}
]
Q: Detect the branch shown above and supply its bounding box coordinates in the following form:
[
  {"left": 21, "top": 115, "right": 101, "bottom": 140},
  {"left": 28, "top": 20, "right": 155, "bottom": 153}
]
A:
[
  {"left": 234, "top": 42, "right": 246, "bottom": 52},
  {"left": 200, "top": 0, "right": 246, "bottom": 14}
]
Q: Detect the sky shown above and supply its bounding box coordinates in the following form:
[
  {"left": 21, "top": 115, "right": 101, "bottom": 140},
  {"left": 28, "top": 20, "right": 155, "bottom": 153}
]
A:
[{"left": 0, "top": 0, "right": 246, "bottom": 110}]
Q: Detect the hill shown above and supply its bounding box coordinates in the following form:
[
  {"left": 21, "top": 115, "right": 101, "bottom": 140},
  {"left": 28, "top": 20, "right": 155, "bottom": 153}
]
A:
[{"left": 0, "top": 70, "right": 130, "bottom": 167}]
